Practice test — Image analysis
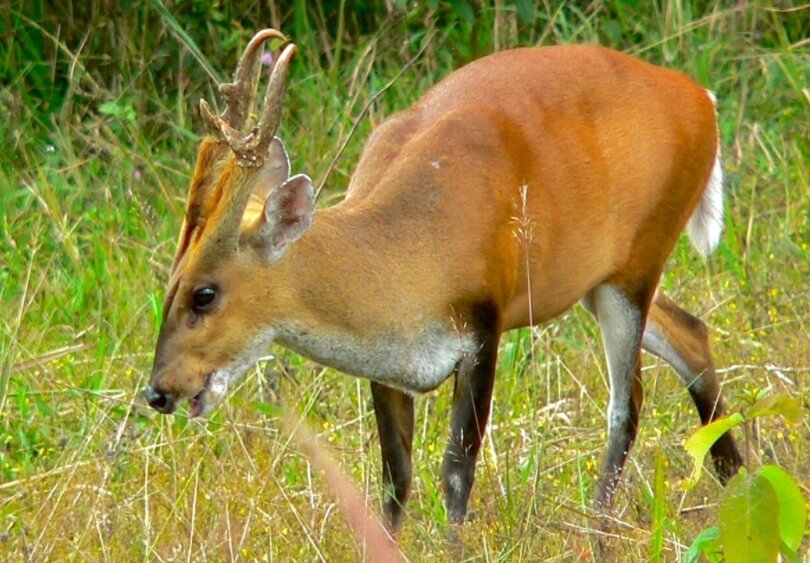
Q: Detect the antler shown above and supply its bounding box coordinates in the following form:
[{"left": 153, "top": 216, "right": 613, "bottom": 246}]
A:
[
  {"left": 189, "top": 29, "right": 298, "bottom": 260},
  {"left": 200, "top": 29, "right": 296, "bottom": 168}
]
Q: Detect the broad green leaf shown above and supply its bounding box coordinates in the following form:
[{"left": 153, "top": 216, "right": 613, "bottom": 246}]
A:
[
  {"left": 719, "top": 471, "right": 780, "bottom": 563},
  {"left": 98, "top": 101, "right": 121, "bottom": 116},
  {"left": 605, "top": 19, "right": 623, "bottom": 45},
  {"left": 253, "top": 400, "right": 282, "bottom": 418},
  {"left": 683, "top": 412, "right": 744, "bottom": 489},
  {"left": 449, "top": 0, "right": 475, "bottom": 27},
  {"left": 748, "top": 393, "right": 802, "bottom": 425},
  {"left": 515, "top": 0, "right": 534, "bottom": 24},
  {"left": 757, "top": 465, "right": 806, "bottom": 552},
  {"left": 98, "top": 101, "right": 136, "bottom": 123},
  {"left": 684, "top": 526, "right": 722, "bottom": 563},
  {"left": 779, "top": 539, "right": 801, "bottom": 563}
]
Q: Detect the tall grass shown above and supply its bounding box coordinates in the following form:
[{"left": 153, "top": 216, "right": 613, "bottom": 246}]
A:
[{"left": 1, "top": 1, "right": 808, "bottom": 559}]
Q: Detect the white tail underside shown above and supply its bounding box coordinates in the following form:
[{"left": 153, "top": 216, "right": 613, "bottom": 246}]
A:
[{"left": 686, "top": 92, "right": 725, "bottom": 257}]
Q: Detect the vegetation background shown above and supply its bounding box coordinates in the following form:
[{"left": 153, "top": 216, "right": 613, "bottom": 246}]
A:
[{"left": 1, "top": 0, "right": 808, "bottom": 560}]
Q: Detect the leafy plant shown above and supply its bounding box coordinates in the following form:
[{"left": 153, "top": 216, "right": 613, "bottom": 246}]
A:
[{"left": 683, "top": 391, "right": 806, "bottom": 563}]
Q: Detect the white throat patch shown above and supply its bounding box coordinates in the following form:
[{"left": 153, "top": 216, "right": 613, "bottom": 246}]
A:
[
  {"left": 276, "top": 322, "right": 477, "bottom": 394},
  {"left": 200, "top": 328, "right": 278, "bottom": 415},
  {"left": 196, "top": 320, "right": 476, "bottom": 415}
]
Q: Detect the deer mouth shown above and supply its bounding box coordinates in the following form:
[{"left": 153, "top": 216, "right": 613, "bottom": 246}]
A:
[{"left": 188, "top": 373, "right": 213, "bottom": 418}]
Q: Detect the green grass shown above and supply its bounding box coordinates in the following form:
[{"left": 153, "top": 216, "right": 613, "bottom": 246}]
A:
[{"left": 1, "top": 0, "right": 808, "bottom": 559}]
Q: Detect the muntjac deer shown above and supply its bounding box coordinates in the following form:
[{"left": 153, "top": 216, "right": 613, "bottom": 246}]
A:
[{"left": 146, "top": 29, "right": 742, "bottom": 530}]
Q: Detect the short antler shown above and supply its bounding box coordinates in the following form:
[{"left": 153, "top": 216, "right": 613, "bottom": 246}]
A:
[
  {"left": 200, "top": 29, "right": 296, "bottom": 168},
  {"left": 186, "top": 29, "right": 298, "bottom": 261}
]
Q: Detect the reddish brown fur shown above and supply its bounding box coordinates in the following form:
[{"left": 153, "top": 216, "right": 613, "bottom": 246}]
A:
[{"left": 149, "top": 43, "right": 741, "bottom": 529}]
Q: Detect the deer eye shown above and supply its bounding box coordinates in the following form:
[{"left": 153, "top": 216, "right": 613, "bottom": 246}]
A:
[{"left": 191, "top": 285, "right": 217, "bottom": 313}]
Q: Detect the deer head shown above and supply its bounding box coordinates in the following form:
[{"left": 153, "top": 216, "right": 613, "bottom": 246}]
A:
[{"left": 145, "top": 30, "right": 315, "bottom": 417}]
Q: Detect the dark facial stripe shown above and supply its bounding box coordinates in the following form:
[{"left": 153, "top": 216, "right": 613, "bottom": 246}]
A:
[
  {"left": 205, "top": 157, "right": 235, "bottom": 223},
  {"left": 163, "top": 277, "right": 181, "bottom": 322},
  {"left": 171, "top": 219, "right": 196, "bottom": 275},
  {"left": 170, "top": 139, "right": 230, "bottom": 272}
]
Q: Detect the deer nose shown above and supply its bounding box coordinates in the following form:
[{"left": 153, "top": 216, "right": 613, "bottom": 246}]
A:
[{"left": 144, "top": 386, "right": 176, "bottom": 414}]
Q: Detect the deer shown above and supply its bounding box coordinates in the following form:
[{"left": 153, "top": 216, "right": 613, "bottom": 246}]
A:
[{"left": 144, "top": 29, "right": 742, "bottom": 531}]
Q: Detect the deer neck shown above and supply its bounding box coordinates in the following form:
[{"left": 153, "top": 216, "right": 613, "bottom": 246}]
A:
[
  {"left": 270, "top": 205, "right": 474, "bottom": 392},
  {"left": 274, "top": 204, "right": 384, "bottom": 335}
]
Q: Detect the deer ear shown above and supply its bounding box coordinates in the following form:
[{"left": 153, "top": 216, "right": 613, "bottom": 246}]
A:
[
  {"left": 253, "top": 137, "right": 290, "bottom": 200},
  {"left": 249, "top": 174, "right": 314, "bottom": 261},
  {"left": 242, "top": 137, "right": 291, "bottom": 228}
]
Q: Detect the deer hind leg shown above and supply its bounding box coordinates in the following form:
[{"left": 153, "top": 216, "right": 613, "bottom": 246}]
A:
[
  {"left": 642, "top": 292, "right": 742, "bottom": 482},
  {"left": 587, "top": 284, "right": 647, "bottom": 508},
  {"left": 370, "top": 381, "right": 414, "bottom": 533}
]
